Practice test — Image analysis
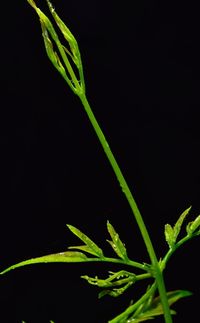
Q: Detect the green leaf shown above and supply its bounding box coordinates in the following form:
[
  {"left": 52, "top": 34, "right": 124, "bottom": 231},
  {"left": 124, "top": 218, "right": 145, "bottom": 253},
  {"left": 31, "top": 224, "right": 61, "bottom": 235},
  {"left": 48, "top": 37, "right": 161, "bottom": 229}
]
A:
[
  {"left": 82, "top": 270, "right": 136, "bottom": 299},
  {"left": 164, "top": 224, "right": 175, "bottom": 248},
  {"left": 40, "top": 21, "right": 66, "bottom": 75},
  {"left": 98, "top": 282, "right": 133, "bottom": 299},
  {"left": 187, "top": 214, "right": 200, "bottom": 235},
  {"left": 129, "top": 290, "right": 192, "bottom": 322},
  {"left": 68, "top": 244, "right": 102, "bottom": 257},
  {"left": 67, "top": 224, "right": 104, "bottom": 258},
  {"left": 107, "top": 221, "right": 128, "bottom": 260},
  {"left": 82, "top": 270, "right": 136, "bottom": 287},
  {"left": 173, "top": 206, "right": 191, "bottom": 241},
  {"left": 27, "top": 0, "right": 84, "bottom": 95},
  {"left": 46, "top": 0, "right": 80, "bottom": 67},
  {"left": 0, "top": 251, "right": 88, "bottom": 275},
  {"left": 165, "top": 206, "right": 192, "bottom": 248}
]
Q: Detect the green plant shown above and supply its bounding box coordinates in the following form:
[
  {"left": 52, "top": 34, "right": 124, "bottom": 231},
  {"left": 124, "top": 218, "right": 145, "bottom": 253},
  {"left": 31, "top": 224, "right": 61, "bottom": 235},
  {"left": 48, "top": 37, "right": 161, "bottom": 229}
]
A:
[{"left": 1, "top": 1, "right": 200, "bottom": 322}]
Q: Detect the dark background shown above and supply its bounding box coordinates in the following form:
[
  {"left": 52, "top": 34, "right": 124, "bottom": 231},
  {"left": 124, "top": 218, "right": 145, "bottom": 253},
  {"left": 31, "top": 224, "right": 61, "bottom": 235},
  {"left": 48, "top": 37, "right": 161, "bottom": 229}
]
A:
[{"left": 0, "top": 0, "right": 200, "bottom": 322}]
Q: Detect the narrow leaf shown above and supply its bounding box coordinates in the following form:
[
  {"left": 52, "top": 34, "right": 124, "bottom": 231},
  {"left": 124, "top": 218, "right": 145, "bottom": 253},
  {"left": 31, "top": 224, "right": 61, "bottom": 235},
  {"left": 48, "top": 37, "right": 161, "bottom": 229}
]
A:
[
  {"left": 81, "top": 270, "right": 136, "bottom": 288},
  {"left": 189, "top": 214, "right": 200, "bottom": 233},
  {"left": 46, "top": 0, "right": 79, "bottom": 64},
  {"left": 67, "top": 224, "right": 104, "bottom": 257},
  {"left": 98, "top": 282, "right": 133, "bottom": 299},
  {"left": 148, "top": 289, "right": 191, "bottom": 312},
  {"left": 46, "top": 0, "right": 85, "bottom": 92},
  {"left": 107, "top": 221, "right": 128, "bottom": 260},
  {"left": 164, "top": 224, "right": 175, "bottom": 248},
  {"left": 40, "top": 21, "right": 66, "bottom": 75},
  {"left": 173, "top": 206, "right": 192, "bottom": 241},
  {"left": 82, "top": 270, "right": 135, "bottom": 299},
  {"left": 130, "top": 290, "right": 192, "bottom": 322},
  {"left": 68, "top": 245, "right": 101, "bottom": 257},
  {"left": 27, "top": 0, "right": 83, "bottom": 95},
  {"left": 0, "top": 251, "right": 88, "bottom": 275}
]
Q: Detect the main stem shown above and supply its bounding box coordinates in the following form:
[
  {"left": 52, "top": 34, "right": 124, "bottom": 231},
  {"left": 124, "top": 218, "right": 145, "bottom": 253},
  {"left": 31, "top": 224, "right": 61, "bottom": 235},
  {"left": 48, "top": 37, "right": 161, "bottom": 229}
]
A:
[{"left": 79, "top": 93, "right": 172, "bottom": 323}]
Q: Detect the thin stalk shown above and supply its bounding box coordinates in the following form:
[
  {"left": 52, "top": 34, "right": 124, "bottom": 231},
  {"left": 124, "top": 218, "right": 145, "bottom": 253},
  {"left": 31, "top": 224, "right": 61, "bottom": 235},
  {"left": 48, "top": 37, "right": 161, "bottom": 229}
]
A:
[
  {"left": 79, "top": 93, "right": 172, "bottom": 323},
  {"left": 109, "top": 282, "right": 157, "bottom": 323},
  {"left": 161, "top": 231, "right": 200, "bottom": 271}
]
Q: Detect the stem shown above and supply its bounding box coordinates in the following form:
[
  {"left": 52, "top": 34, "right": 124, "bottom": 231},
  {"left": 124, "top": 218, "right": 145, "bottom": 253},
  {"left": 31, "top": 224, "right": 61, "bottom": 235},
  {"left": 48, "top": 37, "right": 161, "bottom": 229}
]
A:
[
  {"left": 161, "top": 232, "right": 200, "bottom": 271},
  {"left": 79, "top": 93, "right": 172, "bottom": 323},
  {"left": 109, "top": 282, "right": 157, "bottom": 323}
]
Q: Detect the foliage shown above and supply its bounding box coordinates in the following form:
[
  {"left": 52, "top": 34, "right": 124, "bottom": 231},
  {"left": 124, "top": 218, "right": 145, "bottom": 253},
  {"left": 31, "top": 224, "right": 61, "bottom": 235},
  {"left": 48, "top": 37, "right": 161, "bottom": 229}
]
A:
[{"left": 1, "top": 1, "right": 200, "bottom": 322}]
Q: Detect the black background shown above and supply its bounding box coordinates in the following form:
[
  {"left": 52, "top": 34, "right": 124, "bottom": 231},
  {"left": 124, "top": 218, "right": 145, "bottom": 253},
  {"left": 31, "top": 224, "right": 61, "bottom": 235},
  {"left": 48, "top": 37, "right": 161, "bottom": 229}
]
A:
[{"left": 0, "top": 0, "right": 200, "bottom": 322}]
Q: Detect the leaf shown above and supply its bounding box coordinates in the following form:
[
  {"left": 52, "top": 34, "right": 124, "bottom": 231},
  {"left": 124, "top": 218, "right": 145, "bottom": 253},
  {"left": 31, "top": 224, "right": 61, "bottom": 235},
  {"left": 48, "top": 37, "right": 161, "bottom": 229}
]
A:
[
  {"left": 40, "top": 21, "right": 66, "bottom": 75},
  {"left": 46, "top": 0, "right": 80, "bottom": 66},
  {"left": 98, "top": 282, "right": 133, "bottom": 299},
  {"left": 129, "top": 290, "right": 192, "bottom": 322},
  {"left": 67, "top": 224, "right": 104, "bottom": 258},
  {"left": 81, "top": 270, "right": 136, "bottom": 299},
  {"left": 68, "top": 245, "right": 101, "bottom": 257},
  {"left": 165, "top": 206, "right": 192, "bottom": 248},
  {"left": 0, "top": 251, "right": 88, "bottom": 275},
  {"left": 187, "top": 214, "right": 200, "bottom": 235},
  {"left": 173, "top": 206, "right": 191, "bottom": 241},
  {"left": 27, "top": 0, "right": 84, "bottom": 95},
  {"left": 107, "top": 221, "right": 128, "bottom": 260},
  {"left": 164, "top": 224, "right": 175, "bottom": 248}
]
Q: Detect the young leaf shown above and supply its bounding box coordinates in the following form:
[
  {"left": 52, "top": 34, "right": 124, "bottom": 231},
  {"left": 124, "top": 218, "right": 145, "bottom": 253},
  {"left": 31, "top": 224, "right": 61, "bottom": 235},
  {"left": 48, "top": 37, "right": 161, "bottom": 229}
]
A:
[
  {"left": 98, "top": 282, "right": 133, "bottom": 299},
  {"left": 189, "top": 214, "right": 200, "bottom": 233},
  {"left": 165, "top": 206, "right": 191, "bottom": 248},
  {"left": 67, "top": 224, "right": 104, "bottom": 258},
  {"left": 27, "top": 0, "right": 84, "bottom": 95},
  {"left": 107, "top": 221, "right": 128, "bottom": 260},
  {"left": 129, "top": 290, "right": 192, "bottom": 322},
  {"left": 164, "top": 224, "right": 175, "bottom": 249},
  {"left": 186, "top": 214, "right": 200, "bottom": 236},
  {"left": 40, "top": 22, "right": 66, "bottom": 77},
  {"left": 173, "top": 206, "right": 192, "bottom": 241},
  {"left": 46, "top": 0, "right": 80, "bottom": 67},
  {"left": 82, "top": 270, "right": 136, "bottom": 299},
  {"left": 165, "top": 207, "right": 192, "bottom": 248},
  {"left": 82, "top": 270, "right": 136, "bottom": 288}
]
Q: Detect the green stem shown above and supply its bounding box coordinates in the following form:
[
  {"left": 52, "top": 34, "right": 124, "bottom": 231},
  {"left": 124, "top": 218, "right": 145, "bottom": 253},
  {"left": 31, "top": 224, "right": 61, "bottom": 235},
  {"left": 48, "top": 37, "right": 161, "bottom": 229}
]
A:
[
  {"left": 161, "top": 232, "right": 200, "bottom": 271},
  {"left": 79, "top": 93, "right": 172, "bottom": 323},
  {"left": 109, "top": 282, "right": 157, "bottom": 323}
]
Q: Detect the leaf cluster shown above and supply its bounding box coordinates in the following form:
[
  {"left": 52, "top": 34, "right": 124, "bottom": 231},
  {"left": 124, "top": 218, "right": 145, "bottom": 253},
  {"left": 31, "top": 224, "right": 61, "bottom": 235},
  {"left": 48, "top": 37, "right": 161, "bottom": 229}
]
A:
[
  {"left": 27, "top": 0, "right": 85, "bottom": 95},
  {"left": 164, "top": 206, "right": 200, "bottom": 250},
  {"left": 1, "top": 215, "right": 197, "bottom": 322},
  {"left": 122, "top": 289, "right": 192, "bottom": 323},
  {"left": 66, "top": 221, "right": 129, "bottom": 261}
]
